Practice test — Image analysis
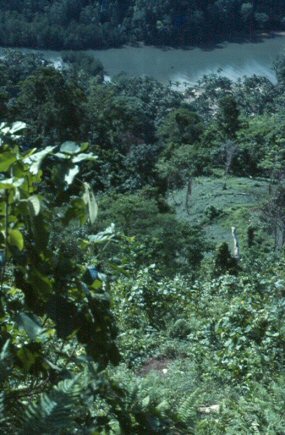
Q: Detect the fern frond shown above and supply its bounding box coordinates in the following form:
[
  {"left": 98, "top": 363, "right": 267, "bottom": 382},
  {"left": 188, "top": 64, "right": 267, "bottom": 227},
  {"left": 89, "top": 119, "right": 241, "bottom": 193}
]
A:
[
  {"left": 0, "top": 391, "right": 14, "bottom": 433},
  {"left": 177, "top": 389, "right": 201, "bottom": 426},
  {"left": 19, "top": 374, "right": 85, "bottom": 434}
]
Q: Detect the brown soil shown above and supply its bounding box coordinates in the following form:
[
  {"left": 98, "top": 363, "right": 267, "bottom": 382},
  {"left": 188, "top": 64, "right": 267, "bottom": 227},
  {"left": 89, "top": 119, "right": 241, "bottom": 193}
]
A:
[{"left": 139, "top": 357, "right": 172, "bottom": 376}]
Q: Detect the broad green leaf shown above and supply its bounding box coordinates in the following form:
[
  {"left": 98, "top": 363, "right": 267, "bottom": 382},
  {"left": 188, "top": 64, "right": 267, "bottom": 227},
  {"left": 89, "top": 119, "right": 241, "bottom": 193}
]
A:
[
  {"left": 83, "top": 183, "right": 98, "bottom": 224},
  {"left": 90, "top": 280, "right": 103, "bottom": 290},
  {"left": 28, "top": 268, "right": 53, "bottom": 300},
  {"left": 16, "top": 347, "right": 37, "bottom": 372},
  {"left": 80, "top": 142, "right": 89, "bottom": 152},
  {"left": 0, "top": 150, "right": 17, "bottom": 172},
  {"left": 60, "top": 141, "right": 81, "bottom": 155},
  {"left": 64, "top": 165, "right": 79, "bottom": 185},
  {"left": 23, "top": 146, "right": 56, "bottom": 175},
  {"left": 16, "top": 313, "right": 44, "bottom": 340},
  {"left": 63, "top": 198, "right": 87, "bottom": 225},
  {"left": 8, "top": 229, "right": 24, "bottom": 251}
]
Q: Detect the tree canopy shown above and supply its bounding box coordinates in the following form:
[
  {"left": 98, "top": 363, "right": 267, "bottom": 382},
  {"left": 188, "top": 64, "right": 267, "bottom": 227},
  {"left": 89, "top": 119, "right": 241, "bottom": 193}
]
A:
[{"left": 0, "top": 0, "right": 285, "bottom": 49}]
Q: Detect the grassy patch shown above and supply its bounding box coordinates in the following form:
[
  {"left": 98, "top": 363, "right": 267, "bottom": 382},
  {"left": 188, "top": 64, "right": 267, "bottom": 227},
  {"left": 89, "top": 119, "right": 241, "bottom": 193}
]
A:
[{"left": 168, "top": 175, "right": 271, "bottom": 250}]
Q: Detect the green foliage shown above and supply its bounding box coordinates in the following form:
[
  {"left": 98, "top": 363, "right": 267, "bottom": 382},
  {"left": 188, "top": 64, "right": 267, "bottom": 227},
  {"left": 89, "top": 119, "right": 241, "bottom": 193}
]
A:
[
  {"left": 0, "top": 138, "right": 130, "bottom": 431},
  {"left": 1, "top": 52, "right": 285, "bottom": 433},
  {"left": 61, "top": 51, "right": 104, "bottom": 81},
  {"left": 169, "top": 319, "right": 191, "bottom": 340},
  {"left": 96, "top": 191, "right": 207, "bottom": 275},
  {"left": 15, "top": 67, "right": 86, "bottom": 145},
  {"left": 0, "top": 1, "right": 284, "bottom": 49},
  {"left": 158, "top": 109, "right": 203, "bottom": 146},
  {"left": 157, "top": 143, "right": 211, "bottom": 190},
  {"left": 207, "top": 378, "right": 285, "bottom": 434},
  {"left": 216, "top": 95, "right": 241, "bottom": 139},
  {"left": 204, "top": 205, "right": 222, "bottom": 221},
  {"left": 112, "top": 269, "right": 191, "bottom": 331},
  {"left": 19, "top": 375, "right": 85, "bottom": 434},
  {"left": 214, "top": 242, "right": 240, "bottom": 277}
]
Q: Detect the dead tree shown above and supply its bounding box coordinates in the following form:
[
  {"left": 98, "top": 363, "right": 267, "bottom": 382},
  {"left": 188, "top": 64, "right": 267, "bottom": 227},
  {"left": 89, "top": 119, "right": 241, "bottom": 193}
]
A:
[
  {"left": 185, "top": 177, "right": 193, "bottom": 215},
  {"left": 231, "top": 226, "right": 240, "bottom": 260}
]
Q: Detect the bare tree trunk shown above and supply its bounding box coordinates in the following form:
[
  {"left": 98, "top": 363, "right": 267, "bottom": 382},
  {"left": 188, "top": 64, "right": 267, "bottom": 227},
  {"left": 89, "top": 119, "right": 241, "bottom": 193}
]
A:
[
  {"left": 274, "top": 225, "right": 278, "bottom": 252},
  {"left": 280, "top": 226, "right": 284, "bottom": 249},
  {"left": 231, "top": 226, "right": 240, "bottom": 260},
  {"left": 185, "top": 177, "right": 192, "bottom": 216},
  {"left": 276, "top": 222, "right": 284, "bottom": 252}
]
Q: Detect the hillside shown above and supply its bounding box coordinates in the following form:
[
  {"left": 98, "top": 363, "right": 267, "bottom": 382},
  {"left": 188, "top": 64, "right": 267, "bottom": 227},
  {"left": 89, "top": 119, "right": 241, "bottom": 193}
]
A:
[
  {"left": 0, "top": 50, "right": 285, "bottom": 433},
  {"left": 0, "top": 0, "right": 285, "bottom": 49}
]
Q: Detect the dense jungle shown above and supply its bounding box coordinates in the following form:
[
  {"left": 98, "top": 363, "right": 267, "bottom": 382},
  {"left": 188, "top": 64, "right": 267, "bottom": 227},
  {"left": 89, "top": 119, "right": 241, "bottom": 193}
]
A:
[
  {"left": 0, "top": 1, "right": 285, "bottom": 433},
  {"left": 1, "top": 0, "right": 285, "bottom": 49}
]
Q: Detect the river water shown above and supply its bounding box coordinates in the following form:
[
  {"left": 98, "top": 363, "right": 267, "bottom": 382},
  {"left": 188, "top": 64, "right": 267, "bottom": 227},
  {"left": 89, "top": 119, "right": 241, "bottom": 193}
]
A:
[
  {"left": 89, "top": 35, "right": 285, "bottom": 85},
  {"left": 2, "top": 33, "right": 285, "bottom": 85}
]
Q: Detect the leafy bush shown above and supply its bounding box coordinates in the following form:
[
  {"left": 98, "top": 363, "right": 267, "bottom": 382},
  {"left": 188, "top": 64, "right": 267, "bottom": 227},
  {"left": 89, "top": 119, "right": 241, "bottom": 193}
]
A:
[
  {"left": 95, "top": 191, "right": 207, "bottom": 275},
  {"left": 204, "top": 205, "right": 222, "bottom": 221},
  {"left": 169, "top": 319, "right": 192, "bottom": 339}
]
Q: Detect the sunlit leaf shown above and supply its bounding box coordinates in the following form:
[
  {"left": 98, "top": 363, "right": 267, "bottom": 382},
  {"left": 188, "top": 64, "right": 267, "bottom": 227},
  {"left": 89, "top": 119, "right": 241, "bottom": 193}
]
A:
[
  {"left": 72, "top": 153, "right": 98, "bottom": 163},
  {"left": 142, "top": 396, "right": 150, "bottom": 408},
  {"left": 0, "top": 121, "right": 27, "bottom": 136},
  {"left": 16, "top": 313, "right": 44, "bottom": 340},
  {"left": 9, "top": 121, "right": 27, "bottom": 135},
  {"left": 90, "top": 280, "right": 103, "bottom": 290},
  {"left": 54, "top": 152, "right": 69, "bottom": 159},
  {"left": 27, "top": 195, "right": 41, "bottom": 216},
  {"left": 0, "top": 177, "right": 24, "bottom": 189},
  {"left": 0, "top": 340, "right": 10, "bottom": 361},
  {"left": 65, "top": 165, "right": 79, "bottom": 185},
  {"left": 0, "top": 150, "right": 17, "bottom": 172},
  {"left": 88, "top": 224, "right": 115, "bottom": 243},
  {"left": 60, "top": 141, "right": 81, "bottom": 155},
  {"left": 83, "top": 182, "right": 98, "bottom": 224},
  {"left": 23, "top": 146, "right": 56, "bottom": 175},
  {"left": 8, "top": 229, "right": 24, "bottom": 251}
]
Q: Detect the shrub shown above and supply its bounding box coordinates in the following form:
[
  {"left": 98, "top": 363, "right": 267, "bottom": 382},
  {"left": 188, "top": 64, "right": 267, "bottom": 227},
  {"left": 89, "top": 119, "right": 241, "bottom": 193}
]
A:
[{"left": 169, "top": 319, "right": 192, "bottom": 339}]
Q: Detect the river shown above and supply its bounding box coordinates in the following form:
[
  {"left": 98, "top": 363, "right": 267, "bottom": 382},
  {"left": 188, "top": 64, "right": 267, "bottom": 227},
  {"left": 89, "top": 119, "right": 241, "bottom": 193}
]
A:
[{"left": 2, "top": 33, "right": 285, "bottom": 85}]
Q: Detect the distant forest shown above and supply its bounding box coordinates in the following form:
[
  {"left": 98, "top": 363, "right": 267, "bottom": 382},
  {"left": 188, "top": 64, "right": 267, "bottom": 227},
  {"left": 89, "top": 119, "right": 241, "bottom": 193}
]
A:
[{"left": 1, "top": 0, "right": 285, "bottom": 49}]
